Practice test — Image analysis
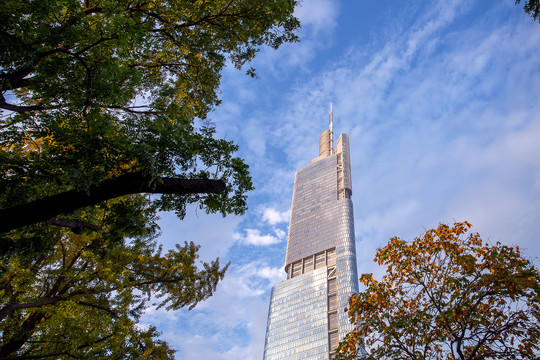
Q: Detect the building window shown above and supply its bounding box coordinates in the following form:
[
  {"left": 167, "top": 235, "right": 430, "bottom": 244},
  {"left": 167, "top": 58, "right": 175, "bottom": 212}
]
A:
[
  {"left": 328, "top": 294, "right": 337, "bottom": 312},
  {"left": 315, "top": 253, "right": 325, "bottom": 269},
  {"left": 304, "top": 256, "right": 313, "bottom": 273},
  {"left": 292, "top": 261, "right": 302, "bottom": 277},
  {"left": 328, "top": 311, "right": 338, "bottom": 330},
  {"left": 327, "top": 249, "right": 336, "bottom": 266},
  {"left": 328, "top": 278, "right": 337, "bottom": 294},
  {"left": 329, "top": 330, "right": 339, "bottom": 352}
]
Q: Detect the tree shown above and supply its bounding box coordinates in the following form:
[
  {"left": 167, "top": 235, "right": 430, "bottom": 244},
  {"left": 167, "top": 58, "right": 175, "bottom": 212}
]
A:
[
  {"left": 0, "top": 0, "right": 299, "bottom": 357},
  {"left": 516, "top": 0, "right": 540, "bottom": 22},
  {"left": 0, "top": 0, "right": 299, "bottom": 233},
  {"left": 336, "top": 222, "right": 540, "bottom": 360},
  {"left": 0, "top": 195, "right": 226, "bottom": 358}
]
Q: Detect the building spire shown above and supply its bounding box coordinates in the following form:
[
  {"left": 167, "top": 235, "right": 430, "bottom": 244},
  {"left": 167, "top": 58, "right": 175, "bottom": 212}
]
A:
[{"left": 314, "top": 104, "right": 335, "bottom": 161}]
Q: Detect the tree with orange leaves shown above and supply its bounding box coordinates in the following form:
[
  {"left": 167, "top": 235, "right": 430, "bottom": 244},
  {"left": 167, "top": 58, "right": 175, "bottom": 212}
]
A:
[{"left": 336, "top": 222, "right": 540, "bottom": 360}]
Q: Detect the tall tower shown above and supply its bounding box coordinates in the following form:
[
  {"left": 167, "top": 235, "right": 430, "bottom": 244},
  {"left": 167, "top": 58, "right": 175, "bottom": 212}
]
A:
[{"left": 263, "top": 109, "right": 359, "bottom": 360}]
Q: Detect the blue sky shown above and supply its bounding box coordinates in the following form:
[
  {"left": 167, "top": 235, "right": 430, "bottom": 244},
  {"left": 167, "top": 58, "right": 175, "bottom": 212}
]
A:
[{"left": 141, "top": 1, "right": 540, "bottom": 358}]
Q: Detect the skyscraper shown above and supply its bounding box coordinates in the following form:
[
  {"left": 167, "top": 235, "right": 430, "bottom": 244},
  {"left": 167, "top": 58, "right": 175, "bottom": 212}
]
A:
[{"left": 263, "top": 109, "right": 359, "bottom": 360}]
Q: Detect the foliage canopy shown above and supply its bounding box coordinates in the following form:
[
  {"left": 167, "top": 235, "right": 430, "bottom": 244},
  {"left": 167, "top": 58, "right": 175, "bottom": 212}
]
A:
[
  {"left": 0, "top": 0, "right": 299, "bottom": 231},
  {"left": 336, "top": 222, "right": 540, "bottom": 360},
  {"left": 0, "top": 0, "right": 299, "bottom": 357}
]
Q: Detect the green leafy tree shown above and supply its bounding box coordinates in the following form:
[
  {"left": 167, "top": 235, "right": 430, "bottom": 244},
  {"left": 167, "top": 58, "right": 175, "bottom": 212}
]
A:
[
  {"left": 0, "top": 0, "right": 299, "bottom": 357},
  {"left": 336, "top": 222, "right": 540, "bottom": 360},
  {"left": 0, "top": 0, "right": 299, "bottom": 232},
  {"left": 0, "top": 195, "right": 226, "bottom": 358}
]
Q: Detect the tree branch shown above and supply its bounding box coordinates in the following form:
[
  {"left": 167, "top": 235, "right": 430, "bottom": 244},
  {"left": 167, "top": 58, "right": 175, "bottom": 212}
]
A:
[
  {"left": 49, "top": 218, "right": 103, "bottom": 234},
  {"left": 0, "top": 172, "right": 226, "bottom": 233},
  {"left": 0, "top": 77, "right": 33, "bottom": 92},
  {"left": 0, "top": 274, "right": 185, "bottom": 323},
  {"left": 107, "top": 105, "right": 159, "bottom": 115},
  {"left": 0, "top": 93, "right": 44, "bottom": 114},
  {"left": 0, "top": 298, "right": 61, "bottom": 322},
  {"left": 0, "top": 312, "right": 45, "bottom": 357},
  {"left": 0, "top": 350, "right": 68, "bottom": 359}
]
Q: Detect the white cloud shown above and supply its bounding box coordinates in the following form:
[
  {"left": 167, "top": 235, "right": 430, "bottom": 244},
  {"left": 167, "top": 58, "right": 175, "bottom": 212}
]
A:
[
  {"left": 234, "top": 228, "right": 282, "bottom": 246},
  {"left": 157, "top": 208, "right": 241, "bottom": 263},
  {"left": 294, "top": 0, "right": 339, "bottom": 35},
  {"left": 257, "top": 266, "right": 284, "bottom": 281},
  {"left": 273, "top": 228, "right": 286, "bottom": 240},
  {"left": 261, "top": 207, "right": 290, "bottom": 225},
  {"left": 141, "top": 261, "right": 285, "bottom": 359},
  {"left": 244, "top": 0, "right": 340, "bottom": 75}
]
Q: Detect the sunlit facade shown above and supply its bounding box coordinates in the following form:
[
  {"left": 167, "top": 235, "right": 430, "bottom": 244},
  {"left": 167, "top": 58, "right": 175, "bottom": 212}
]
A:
[{"left": 263, "top": 113, "right": 359, "bottom": 360}]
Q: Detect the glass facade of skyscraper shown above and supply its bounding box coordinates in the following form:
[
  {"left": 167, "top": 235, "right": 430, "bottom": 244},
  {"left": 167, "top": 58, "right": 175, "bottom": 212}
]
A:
[{"left": 263, "top": 129, "right": 359, "bottom": 360}]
